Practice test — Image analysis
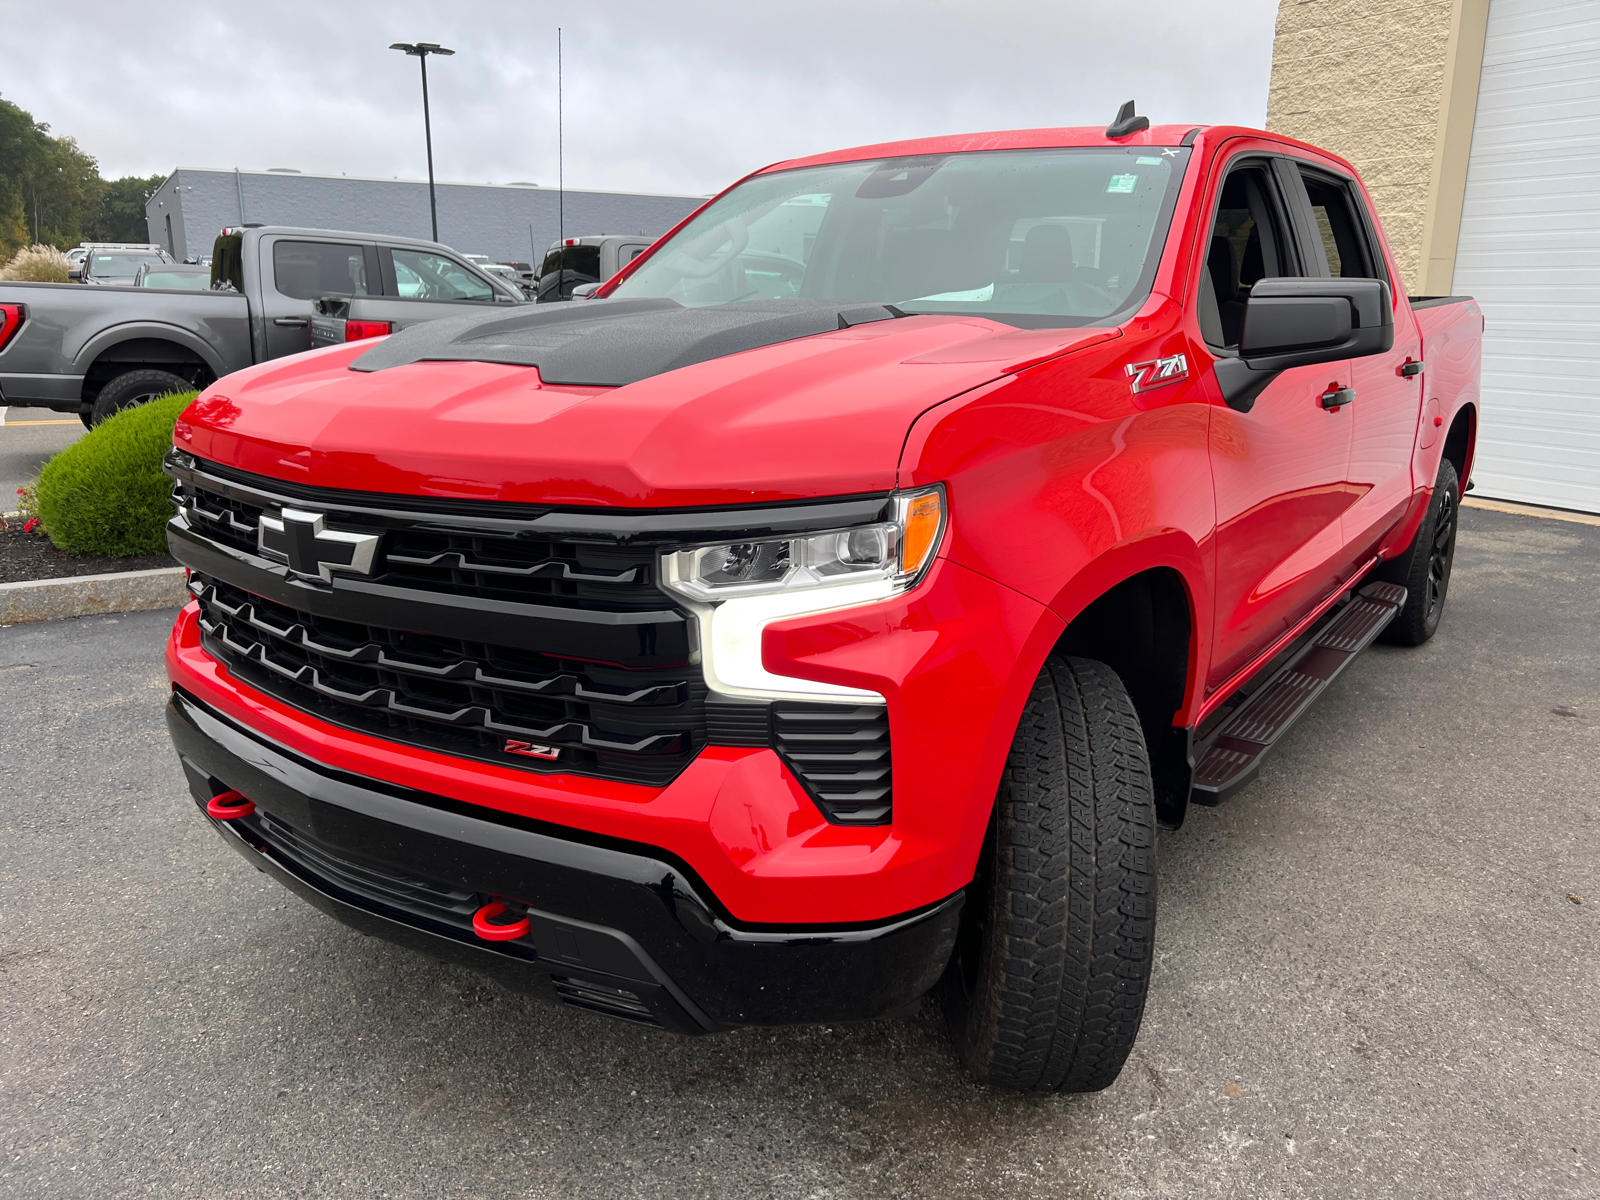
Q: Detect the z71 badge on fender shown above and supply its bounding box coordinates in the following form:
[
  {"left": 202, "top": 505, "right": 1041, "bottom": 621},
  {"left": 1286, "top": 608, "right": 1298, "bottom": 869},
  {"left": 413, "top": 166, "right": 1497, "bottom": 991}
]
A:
[{"left": 1125, "top": 353, "right": 1189, "bottom": 393}]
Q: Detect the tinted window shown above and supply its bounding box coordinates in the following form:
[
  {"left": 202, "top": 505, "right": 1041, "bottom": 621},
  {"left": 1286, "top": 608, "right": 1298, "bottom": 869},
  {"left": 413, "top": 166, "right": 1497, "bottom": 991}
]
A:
[
  {"left": 610, "top": 148, "right": 1191, "bottom": 326},
  {"left": 1299, "top": 172, "right": 1378, "bottom": 280},
  {"left": 273, "top": 241, "right": 369, "bottom": 300},
  {"left": 140, "top": 270, "right": 211, "bottom": 290},
  {"left": 391, "top": 249, "right": 496, "bottom": 301},
  {"left": 1199, "top": 163, "right": 1299, "bottom": 349},
  {"left": 536, "top": 244, "right": 601, "bottom": 301}
]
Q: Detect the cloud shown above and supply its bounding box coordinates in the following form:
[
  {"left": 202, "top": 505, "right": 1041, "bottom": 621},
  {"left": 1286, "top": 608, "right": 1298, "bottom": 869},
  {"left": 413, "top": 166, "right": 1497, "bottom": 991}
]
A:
[{"left": 6, "top": 0, "right": 1278, "bottom": 195}]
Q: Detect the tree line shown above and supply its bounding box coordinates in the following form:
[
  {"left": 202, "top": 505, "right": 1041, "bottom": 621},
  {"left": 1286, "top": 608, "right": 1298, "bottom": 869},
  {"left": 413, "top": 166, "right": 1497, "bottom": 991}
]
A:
[{"left": 0, "top": 93, "right": 165, "bottom": 257}]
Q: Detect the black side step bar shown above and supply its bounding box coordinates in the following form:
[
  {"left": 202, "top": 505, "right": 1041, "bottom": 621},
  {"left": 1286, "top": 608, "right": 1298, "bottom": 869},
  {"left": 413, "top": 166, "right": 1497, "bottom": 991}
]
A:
[{"left": 1191, "top": 581, "right": 1408, "bottom": 805}]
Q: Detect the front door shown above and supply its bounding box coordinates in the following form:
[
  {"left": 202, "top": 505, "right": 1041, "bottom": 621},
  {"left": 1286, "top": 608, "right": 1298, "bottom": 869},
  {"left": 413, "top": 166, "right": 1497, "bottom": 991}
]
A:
[{"left": 1202, "top": 155, "right": 1357, "bottom": 693}]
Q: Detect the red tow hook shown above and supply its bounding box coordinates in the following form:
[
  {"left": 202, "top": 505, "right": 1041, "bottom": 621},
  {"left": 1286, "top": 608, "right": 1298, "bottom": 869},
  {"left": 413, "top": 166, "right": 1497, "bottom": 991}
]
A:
[
  {"left": 472, "top": 900, "right": 531, "bottom": 942},
  {"left": 206, "top": 789, "right": 256, "bottom": 819}
]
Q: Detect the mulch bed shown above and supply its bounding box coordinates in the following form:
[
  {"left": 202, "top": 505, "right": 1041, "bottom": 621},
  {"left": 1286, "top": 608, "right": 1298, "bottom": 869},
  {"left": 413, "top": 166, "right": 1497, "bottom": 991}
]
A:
[{"left": 0, "top": 524, "right": 177, "bottom": 584}]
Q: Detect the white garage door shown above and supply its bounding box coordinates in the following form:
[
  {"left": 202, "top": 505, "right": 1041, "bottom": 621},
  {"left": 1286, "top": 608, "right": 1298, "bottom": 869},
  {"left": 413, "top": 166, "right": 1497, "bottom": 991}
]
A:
[{"left": 1452, "top": 0, "right": 1600, "bottom": 513}]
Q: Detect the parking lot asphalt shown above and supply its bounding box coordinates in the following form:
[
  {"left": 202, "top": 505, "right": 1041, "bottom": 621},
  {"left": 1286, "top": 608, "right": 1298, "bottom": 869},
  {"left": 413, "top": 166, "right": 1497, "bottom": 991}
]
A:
[
  {"left": 1, "top": 504, "right": 1596, "bottom": 1200},
  {"left": 0, "top": 410, "right": 83, "bottom": 505}
]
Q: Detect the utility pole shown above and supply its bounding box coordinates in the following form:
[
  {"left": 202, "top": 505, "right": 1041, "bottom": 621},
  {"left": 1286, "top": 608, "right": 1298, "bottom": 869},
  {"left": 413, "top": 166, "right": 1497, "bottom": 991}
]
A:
[
  {"left": 389, "top": 41, "right": 455, "bottom": 242},
  {"left": 557, "top": 28, "right": 564, "bottom": 253}
]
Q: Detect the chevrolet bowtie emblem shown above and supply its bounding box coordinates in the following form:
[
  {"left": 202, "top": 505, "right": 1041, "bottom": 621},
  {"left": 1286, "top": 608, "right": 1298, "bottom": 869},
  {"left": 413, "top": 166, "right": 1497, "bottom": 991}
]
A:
[{"left": 258, "top": 508, "right": 380, "bottom": 581}]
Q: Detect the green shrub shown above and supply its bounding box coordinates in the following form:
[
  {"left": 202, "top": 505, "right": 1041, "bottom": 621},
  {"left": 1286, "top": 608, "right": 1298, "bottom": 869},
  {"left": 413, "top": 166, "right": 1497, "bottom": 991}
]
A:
[{"left": 36, "top": 391, "right": 196, "bottom": 556}]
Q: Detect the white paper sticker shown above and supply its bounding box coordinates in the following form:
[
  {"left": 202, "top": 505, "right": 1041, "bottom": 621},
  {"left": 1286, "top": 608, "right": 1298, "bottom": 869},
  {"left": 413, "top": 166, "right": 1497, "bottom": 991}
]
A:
[{"left": 1107, "top": 174, "right": 1139, "bottom": 194}]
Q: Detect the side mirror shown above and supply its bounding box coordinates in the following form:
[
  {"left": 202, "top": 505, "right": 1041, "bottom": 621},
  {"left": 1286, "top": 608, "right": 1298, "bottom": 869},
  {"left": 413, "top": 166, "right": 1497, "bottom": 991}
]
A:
[
  {"left": 570, "top": 282, "right": 602, "bottom": 300},
  {"left": 68, "top": 266, "right": 82, "bottom": 280},
  {"left": 1215, "top": 277, "right": 1393, "bottom": 412}
]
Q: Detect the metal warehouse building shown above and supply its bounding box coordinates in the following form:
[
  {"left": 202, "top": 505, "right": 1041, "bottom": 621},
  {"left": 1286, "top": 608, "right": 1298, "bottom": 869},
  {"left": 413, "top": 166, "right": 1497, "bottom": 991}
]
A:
[
  {"left": 144, "top": 167, "right": 704, "bottom": 271},
  {"left": 1269, "top": 0, "right": 1600, "bottom": 514}
]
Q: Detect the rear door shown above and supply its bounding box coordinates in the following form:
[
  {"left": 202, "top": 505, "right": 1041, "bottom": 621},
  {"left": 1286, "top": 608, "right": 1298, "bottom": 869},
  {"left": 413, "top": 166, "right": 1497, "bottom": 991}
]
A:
[
  {"left": 1289, "top": 164, "right": 1425, "bottom": 561},
  {"left": 1203, "top": 150, "right": 1358, "bottom": 692},
  {"left": 259, "top": 236, "right": 378, "bottom": 359}
]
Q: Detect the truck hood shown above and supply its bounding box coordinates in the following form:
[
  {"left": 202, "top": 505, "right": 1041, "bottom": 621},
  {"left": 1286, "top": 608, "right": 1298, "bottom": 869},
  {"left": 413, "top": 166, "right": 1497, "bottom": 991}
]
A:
[{"left": 176, "top": 303, "right": 1119, "bottom": 508}]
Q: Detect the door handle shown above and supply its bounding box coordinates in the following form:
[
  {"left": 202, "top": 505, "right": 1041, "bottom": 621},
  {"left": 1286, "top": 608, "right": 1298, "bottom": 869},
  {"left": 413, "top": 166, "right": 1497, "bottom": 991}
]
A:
[
  {"left": 1399, "top": 360, "right": 1424, "bottom": 378},
  {"left": 1320, "top": 387, "right": 1355, "bottom": 409},
  {"left": 273, "top": 316, "right": 309, "bottom": 327}
]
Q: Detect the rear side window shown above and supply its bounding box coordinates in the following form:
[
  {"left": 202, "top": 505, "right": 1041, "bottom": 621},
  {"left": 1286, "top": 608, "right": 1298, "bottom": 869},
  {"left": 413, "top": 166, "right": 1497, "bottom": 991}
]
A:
[
  {"left": 391, "top": 249, "right": 496, "bottom": 302},
  {"left": 211, "top": 233, "right": 245, "bottom": 293},
  {"left": 537, "top": 244, "right": 601, "bottom": 301},
  {"left": 1297, "top": 169, "right": 1381, "bottom": 281},
  {"left": 273, "top": 241, "right": 370, "bottom": 300}
]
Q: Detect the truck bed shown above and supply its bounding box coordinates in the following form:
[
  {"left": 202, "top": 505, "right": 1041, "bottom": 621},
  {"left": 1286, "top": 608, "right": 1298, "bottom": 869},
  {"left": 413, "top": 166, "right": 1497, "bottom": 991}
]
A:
[{"left": 0, "top": 282, "right": 249, "bottom": 407}]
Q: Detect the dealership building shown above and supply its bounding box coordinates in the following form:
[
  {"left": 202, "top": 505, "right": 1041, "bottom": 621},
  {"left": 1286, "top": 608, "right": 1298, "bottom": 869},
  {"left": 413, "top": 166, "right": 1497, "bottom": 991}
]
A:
[
  {"left": 1270, "top": 0, "right": 1600, "bottom": 513},
  {"left": 144, "top": 167, "right": 703, "bottom": 273}
]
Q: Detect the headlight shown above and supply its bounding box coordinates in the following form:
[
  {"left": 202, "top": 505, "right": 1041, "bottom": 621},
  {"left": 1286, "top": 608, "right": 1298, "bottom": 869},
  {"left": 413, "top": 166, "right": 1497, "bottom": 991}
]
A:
[{"left": 661, "top": 487, "right": 945, "bottom": 701}]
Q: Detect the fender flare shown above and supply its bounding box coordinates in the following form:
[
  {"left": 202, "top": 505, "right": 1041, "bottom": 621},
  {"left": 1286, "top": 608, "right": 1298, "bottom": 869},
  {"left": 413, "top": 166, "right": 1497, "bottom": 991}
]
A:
[
  {"left": 71, "top": 320, "right": 230, "bottom": 381},
  {"left": 1043, "top": 529, "right": 1211, "bottom": 721}
]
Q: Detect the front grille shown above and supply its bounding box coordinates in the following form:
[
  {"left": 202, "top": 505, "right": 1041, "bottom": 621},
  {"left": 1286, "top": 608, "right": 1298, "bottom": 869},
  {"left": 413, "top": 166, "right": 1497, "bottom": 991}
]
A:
[
  {"left": 173, "top": 475, "right": 666, "bottom": 613},
  {"left": 773, "top": 703, "right": 892, "bottom": 824},
  {"left": 170, "top": 455, "right": 893, "bottom": 820},
  {"left": 193, "top": 573, "right": 705, "bottom": 786}
]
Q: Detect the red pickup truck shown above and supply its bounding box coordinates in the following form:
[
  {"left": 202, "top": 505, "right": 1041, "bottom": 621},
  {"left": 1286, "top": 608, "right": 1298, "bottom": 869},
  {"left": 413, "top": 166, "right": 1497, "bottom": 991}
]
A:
[{"left": 162, "top": 110, "right": 1481, "bottom": 1093}]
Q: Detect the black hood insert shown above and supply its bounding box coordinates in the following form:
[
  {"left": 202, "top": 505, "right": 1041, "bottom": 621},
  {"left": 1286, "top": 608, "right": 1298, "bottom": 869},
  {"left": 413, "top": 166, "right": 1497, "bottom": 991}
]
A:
[{"left": 349, "top": 298, "right": 904, "bottom": 387}]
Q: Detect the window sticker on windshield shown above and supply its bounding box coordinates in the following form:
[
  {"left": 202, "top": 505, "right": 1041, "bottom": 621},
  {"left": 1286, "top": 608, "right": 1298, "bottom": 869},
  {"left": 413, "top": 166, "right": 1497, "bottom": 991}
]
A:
[
  {"left": 1137, "top": 156, "right": 1165, "bottom": 166},
  {"left": 1107, "top": 174, "right": 1139, "bottom": 194}
]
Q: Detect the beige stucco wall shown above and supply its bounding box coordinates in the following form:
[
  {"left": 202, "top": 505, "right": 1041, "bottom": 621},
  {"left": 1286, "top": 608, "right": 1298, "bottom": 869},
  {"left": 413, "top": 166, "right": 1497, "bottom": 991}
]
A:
[{"left": 1267, "top": 0, "right": 1490, "bottom": 294}]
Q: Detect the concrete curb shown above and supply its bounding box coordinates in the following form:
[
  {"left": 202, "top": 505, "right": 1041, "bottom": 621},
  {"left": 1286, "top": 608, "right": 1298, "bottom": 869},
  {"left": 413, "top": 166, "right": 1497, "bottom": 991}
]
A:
[{"left": 0, "top": 567, "right": 188, "bottom": 624}]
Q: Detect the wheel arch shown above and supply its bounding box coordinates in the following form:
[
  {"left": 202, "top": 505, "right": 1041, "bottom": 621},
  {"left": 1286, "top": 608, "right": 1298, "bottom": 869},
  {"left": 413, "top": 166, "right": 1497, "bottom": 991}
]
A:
[
  {"left": 73, "top": 326, "right": 224, "bottom": 403},
  {"left": 1442, "top": 401, "right": 1476, "bottom": 491},
  {"left": 1045, "top": 539, "right": 1207, "bottom": 829}
]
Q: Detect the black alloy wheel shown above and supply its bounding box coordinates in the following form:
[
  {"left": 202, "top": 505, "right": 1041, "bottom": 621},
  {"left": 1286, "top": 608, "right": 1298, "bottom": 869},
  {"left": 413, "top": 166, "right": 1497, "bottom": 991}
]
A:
[{"left": 1377, "top": 457, "right": 1460, "bottom": 646}]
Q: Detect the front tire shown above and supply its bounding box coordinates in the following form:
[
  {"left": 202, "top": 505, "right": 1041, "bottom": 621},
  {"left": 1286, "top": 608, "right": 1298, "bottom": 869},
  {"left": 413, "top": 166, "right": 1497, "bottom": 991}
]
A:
[
  {"left": 1377, "top": 458, "right": 1459, "bottom": 646},
  {"left": 89, "top": 368, "right": 191, "bottom": 426},
  {"left": 943, "top": 656, "right": 1157, "bottom": 1092}
]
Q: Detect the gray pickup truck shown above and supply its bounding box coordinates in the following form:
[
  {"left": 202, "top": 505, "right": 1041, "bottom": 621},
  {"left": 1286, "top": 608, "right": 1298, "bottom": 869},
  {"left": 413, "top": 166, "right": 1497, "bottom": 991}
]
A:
[{"left": 0, "top": 225, "right": 524, "bottom": 425}]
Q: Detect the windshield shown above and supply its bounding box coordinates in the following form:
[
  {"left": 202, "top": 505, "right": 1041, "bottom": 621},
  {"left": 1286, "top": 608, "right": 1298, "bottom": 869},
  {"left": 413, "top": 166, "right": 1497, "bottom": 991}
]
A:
[
  {"left": 611, "top": 147, "right": 1190, "bottom": 327},
  {"left": 89, "top": 253, "right": 166, "bottom": 279}
]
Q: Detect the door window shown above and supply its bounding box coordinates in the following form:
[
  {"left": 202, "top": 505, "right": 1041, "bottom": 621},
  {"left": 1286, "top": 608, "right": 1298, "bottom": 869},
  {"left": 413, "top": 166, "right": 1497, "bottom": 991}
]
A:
[
  {"left": 391, "top": 249, "right": 496, "bottom": 302},
  {"left": 272, "top": 241, "right": 370, "bottom": 300},
  {"left": 1198, "top": 162, "right": 1300, "bottom": 350},
  {"left": 1296, "top": 169, "right": 1381, "bottom": 281}
]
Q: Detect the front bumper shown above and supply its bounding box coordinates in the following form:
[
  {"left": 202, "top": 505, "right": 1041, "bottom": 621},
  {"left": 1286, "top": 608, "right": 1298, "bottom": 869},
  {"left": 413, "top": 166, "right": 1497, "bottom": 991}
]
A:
[{"left": 168, "top": 687, "right": 962, "bottom": 1032}]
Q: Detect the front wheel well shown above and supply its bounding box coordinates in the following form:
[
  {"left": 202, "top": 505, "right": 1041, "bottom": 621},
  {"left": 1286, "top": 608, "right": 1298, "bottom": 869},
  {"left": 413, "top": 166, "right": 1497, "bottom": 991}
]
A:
[
  {"left": 81, "top": 338, "right": 215, "bottom": 404},
  {"left": 1053, "top": 567, "right": 1193, "bottom": 828}
]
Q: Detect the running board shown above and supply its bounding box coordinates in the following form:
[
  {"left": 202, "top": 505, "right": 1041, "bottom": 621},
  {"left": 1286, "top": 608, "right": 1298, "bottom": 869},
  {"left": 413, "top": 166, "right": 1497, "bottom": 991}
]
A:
[{"left": 1190, "top": 581, "right": 1408, "bottom": 806}]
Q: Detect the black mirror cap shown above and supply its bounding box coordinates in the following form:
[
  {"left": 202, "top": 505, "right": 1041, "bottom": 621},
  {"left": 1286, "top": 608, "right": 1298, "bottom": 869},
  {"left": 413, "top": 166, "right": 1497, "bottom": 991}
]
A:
[{"left": 1239, "top": 277, "right": 1393, "bottom": 371}]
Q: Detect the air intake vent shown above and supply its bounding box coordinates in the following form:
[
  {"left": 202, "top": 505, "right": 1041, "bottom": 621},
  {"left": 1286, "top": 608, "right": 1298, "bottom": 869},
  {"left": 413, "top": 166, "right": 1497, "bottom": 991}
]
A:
[
  {"left": 552, "top": 976, "right": 661, "bottom": 1026},
  {"left": 772, "top": 702, "right": 892, "bottom": 825}
]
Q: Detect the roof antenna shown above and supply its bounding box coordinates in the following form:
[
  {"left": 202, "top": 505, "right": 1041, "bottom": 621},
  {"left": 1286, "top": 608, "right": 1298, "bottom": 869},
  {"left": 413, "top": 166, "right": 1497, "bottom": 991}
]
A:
[{"left": 1106, "top": 100, "right": 1150, "bottom": 139}]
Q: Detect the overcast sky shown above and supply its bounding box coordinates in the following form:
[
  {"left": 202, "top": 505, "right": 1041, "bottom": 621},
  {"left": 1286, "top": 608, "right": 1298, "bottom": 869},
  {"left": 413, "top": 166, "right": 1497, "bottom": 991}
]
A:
[{"left": 7, "top": 0, "right": 1279, "bottom": 196}]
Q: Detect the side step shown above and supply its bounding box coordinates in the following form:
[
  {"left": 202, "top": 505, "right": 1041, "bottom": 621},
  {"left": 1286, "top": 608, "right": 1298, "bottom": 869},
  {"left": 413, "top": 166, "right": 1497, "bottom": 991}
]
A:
[{"left": 1190, "top": 581, "right": 1407, "bottom": 805}]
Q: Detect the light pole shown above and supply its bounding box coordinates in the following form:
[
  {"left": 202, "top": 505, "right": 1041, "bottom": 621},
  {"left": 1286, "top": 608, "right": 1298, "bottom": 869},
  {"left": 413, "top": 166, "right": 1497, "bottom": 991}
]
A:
[{"left": 389, "top": 41, "right": 454, "bottom": 243}]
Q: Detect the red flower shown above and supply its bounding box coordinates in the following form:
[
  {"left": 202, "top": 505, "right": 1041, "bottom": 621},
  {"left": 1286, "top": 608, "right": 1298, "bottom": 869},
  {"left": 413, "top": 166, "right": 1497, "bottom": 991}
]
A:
[{"left": 24, "top": 518, "right": 39, "bottom": 533}]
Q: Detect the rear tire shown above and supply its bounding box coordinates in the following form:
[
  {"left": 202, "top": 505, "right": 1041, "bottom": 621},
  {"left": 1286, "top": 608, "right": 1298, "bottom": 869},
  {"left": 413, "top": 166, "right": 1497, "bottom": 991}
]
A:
[
  {"left": 89, "top": 368, "right": 191, "bottom": 426},
  {"left": 943, "top": 656, "right": 1157, "bottom": 1092},
  {"left": 1376, "top": 458, "right": 1459, "bottom": 646}
]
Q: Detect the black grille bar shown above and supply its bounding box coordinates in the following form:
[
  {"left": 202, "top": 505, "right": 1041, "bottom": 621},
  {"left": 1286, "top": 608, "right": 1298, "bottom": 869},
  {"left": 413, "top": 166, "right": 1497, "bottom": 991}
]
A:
[{"left": 193, "top": 573, "right": 705, "bottom": 787}]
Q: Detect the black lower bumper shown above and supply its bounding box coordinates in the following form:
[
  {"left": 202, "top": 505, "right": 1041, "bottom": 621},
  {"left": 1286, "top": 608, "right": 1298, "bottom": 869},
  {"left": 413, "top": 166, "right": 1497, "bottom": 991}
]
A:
[{"left": 165, "top": 689, "right": 960, "bottom": 1034}]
